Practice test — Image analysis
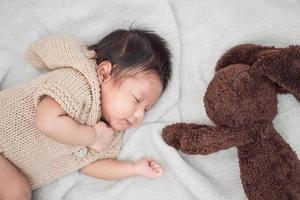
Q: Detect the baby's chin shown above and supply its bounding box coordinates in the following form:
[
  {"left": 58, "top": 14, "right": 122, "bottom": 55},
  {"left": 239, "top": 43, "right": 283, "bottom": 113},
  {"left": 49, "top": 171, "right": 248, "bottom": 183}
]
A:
[
  {"left": 112, "top": 126, "right": 126, "bottom": 132},
  {"left": 110, "top": 121, "right": 131, "bottom": 132},
  {"left": 100, "top": 116, "right": 122, "bottom": 130}
]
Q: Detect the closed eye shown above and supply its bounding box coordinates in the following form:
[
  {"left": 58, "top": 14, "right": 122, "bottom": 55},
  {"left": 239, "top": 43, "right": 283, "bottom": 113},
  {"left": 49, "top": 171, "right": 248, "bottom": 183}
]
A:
[
  {"left": 133, "top": 95, "right": 140, "bottom": 103},
  {"left": 133, "top": 94, "right": 148, "bottom": 112}
]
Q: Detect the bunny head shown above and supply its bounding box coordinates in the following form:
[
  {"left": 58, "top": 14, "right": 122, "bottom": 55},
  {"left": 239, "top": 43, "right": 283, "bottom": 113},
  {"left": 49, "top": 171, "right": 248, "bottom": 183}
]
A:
[
  {"left": 204, "top": 44, "right": 300, "bottom": 129},
  {"left": 204, "top": 64, "right": 277, "bottom": 129}
]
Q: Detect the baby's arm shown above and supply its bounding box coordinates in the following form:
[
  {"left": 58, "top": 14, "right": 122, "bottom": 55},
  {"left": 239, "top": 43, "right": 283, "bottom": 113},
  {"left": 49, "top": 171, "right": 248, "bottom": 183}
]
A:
[
  {"left": 80, "top": 158, "right": 163, "bottom": 180},
  {"left": 35, "top": 96, "right": 96, "bottom": 146}
]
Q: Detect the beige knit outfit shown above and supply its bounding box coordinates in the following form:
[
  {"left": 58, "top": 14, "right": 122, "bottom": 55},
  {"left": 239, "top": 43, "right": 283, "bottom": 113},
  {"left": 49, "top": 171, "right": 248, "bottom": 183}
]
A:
[{"left": 0, "top": 35, "right": 123, "bottom": 189}]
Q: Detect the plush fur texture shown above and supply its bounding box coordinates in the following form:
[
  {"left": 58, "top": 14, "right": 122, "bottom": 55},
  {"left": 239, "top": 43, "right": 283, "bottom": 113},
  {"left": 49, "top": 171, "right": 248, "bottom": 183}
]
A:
[{"left": 163, "top": 44, "right": 300, "bottom": 200}]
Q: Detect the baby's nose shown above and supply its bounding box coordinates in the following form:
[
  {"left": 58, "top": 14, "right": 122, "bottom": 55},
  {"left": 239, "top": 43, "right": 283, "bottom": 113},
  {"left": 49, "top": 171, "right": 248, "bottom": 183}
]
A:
[{"left": 133, "top": 109, "right": 144, "bottom": 125}]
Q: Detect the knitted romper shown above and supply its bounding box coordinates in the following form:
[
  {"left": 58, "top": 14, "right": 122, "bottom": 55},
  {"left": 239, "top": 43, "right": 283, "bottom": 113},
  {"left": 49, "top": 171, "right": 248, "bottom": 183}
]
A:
[{"left": 0, "top": 36, "right": 123, "bottom": 189}]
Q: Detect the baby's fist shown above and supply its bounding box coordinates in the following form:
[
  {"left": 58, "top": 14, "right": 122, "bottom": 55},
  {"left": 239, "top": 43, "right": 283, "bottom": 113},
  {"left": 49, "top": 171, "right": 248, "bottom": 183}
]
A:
[
  {"left": 133, "top": 158, "right": 164, "bottom": 179},
  {"left": 90, "top": 121, "right": 115, "bottom": 152}
]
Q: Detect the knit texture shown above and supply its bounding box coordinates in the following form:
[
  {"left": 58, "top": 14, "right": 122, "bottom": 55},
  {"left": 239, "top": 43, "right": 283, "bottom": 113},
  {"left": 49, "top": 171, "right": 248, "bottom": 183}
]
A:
[{"left": 0, "top": 36, "right": 123, "bottom": 189}]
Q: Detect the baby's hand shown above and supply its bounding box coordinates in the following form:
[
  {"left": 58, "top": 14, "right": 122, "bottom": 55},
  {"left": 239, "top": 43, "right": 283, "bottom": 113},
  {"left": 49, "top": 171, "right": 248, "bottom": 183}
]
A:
[
  {"left": 90, "top": 121, "right": 115, "bottom": 152},
  {"left": 133, "top": 158, "right": 164, "bottom": 179}
]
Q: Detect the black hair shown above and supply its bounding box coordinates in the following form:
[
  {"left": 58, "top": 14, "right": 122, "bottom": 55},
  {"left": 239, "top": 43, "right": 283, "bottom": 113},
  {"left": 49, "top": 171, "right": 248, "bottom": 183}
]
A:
[{"left": 88, "top": 28, "right": 172, "bottom": 91}]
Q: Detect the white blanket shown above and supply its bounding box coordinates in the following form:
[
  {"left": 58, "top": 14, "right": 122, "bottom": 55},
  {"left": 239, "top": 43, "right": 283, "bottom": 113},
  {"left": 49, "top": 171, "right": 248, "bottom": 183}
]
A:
[{"left": 0, "top": 0, "right": 300, "bottom": 199}]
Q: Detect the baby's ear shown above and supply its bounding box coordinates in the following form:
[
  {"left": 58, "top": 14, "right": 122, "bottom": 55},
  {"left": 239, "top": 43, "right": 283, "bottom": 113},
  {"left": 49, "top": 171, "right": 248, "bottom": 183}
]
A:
[
  {"left": 97, "top": 60, "right": 113, "bottom": 84},
  {"left": 253, "top": 45, "right": 300, "bottom": 101},
  {"left": 216, "top": 44, "right": 275, "bottom": 72}
]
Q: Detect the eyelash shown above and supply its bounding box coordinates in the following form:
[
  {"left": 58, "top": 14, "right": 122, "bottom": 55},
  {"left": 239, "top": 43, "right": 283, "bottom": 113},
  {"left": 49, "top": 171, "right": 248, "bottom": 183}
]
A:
[
  {"left": 133, "top": 95, "right": 140, "bottom": 103},
  {"left": 133, "top": 95, "right": 148, "bottom": 112}
]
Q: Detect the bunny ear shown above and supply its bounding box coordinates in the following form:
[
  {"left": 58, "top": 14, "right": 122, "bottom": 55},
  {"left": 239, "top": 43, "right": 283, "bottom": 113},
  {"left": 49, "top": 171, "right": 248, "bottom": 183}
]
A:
[
  {"left": 253, "top": 45, "right": 300, "bottom": 101},
  {"left": 215, "top": 44, "right": 275, "bottom": 72}
]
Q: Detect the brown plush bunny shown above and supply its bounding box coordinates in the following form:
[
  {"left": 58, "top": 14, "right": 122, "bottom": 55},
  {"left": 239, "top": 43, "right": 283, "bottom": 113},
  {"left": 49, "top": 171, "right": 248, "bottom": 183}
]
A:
[{"left": 162, "top": 44, "right": 300, "bottom": 200}]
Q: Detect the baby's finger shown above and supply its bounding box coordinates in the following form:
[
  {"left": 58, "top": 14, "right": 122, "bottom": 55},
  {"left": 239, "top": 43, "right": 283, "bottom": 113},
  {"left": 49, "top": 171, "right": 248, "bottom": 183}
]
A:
[
  {"left": 149, "top": 160, "right": 160, "bottom": 167},
  {"left": 152, "top": 167, "right": 160, "bottom": 173},
  {"left": 153, "top": 165, "right": 162, "bottom": 171},
  {"left": 150, "top": 162, "right": 160, "bottom": 169},
  {"left": 155, "top": 164, "right": 163, "bottom": 171},
  {"left": 154, "top": 168, "right": 164, "bottom": 177},
  {"left": 150, "top": 162, "right": 163, "bottom": 172}
]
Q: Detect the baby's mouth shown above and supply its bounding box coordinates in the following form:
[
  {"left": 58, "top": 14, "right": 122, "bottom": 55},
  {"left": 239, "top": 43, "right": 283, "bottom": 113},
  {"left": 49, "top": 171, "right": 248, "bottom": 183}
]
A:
[{"left": 125, "top": 119, "right": 132, "bottom": 127}]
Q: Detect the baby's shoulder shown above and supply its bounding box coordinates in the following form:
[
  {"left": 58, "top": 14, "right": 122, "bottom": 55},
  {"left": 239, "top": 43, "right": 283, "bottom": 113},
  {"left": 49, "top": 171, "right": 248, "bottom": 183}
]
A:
[
  {"left": 38, "top": 68, "right": 93, "bottom": 119},
  {"left": 48, "top": 68, "right": 88, "bottom": 84},
  {"left": 44, "top": 68, "right": 92, "bottom": 98}
]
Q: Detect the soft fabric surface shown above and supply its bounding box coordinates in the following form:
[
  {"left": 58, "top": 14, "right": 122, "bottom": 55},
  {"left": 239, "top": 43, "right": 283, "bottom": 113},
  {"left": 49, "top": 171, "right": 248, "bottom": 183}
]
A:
[{"left": 0, "top": 0, "right": 299, "bottom": 199}]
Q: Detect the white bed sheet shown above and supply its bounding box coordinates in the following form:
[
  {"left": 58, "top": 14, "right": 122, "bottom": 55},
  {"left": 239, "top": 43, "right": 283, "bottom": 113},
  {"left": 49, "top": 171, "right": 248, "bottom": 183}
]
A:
[{"left": 0, "top": 0, "right": 299, "bottom": 199}]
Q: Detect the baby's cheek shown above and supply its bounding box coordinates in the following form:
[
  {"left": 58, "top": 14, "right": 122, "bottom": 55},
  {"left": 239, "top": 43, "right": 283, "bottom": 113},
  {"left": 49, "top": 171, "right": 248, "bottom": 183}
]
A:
[{"left": 117, "top": 99, "right": 135, "bottom": 117}]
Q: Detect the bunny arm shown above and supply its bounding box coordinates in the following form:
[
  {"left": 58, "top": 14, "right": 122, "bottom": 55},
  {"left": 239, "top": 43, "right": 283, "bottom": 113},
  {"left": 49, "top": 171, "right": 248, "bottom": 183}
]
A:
[
  {"left": 162, "top": 123, "right": 207, "bottom": 150},
  {"left": 178, "top": 125, "right": 255, "bottom": 155}
]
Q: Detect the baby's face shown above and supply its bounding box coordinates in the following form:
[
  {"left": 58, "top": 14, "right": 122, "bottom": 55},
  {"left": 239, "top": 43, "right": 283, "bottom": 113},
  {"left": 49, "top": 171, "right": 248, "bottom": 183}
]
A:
[{"left": 100, "top": 72, "right": 163, "bottom": 131}]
